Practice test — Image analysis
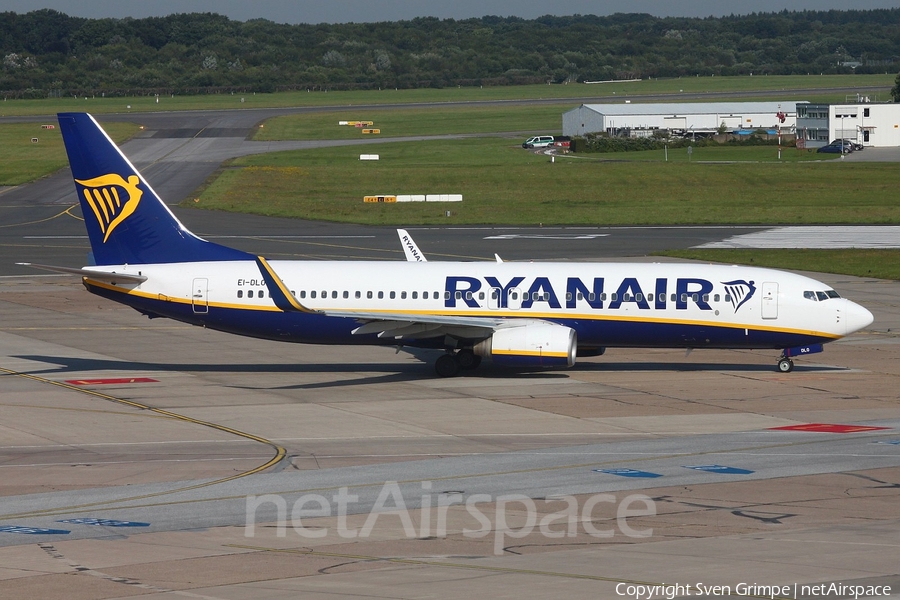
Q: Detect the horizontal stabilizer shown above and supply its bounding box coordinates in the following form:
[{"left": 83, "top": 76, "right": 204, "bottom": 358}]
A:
[{"left": 17, "top": 262, "right": 147, "bottom": 283}]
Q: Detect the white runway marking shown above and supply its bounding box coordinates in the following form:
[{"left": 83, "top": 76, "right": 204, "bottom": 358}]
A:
[
  {"left": 484, "top": 233, "right": 609, "bottom": 240},
  {"left": 695, "top": 226, "right": 900, "bottom": 249}
]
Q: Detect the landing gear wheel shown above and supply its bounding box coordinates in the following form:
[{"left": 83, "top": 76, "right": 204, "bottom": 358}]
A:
[
  {"left": 435, "top": 353, "right": 460, "bottom": 377},
  {"left": 456, "top": 349, "right": 482, "bottom": 370},
  {"left": 777, "top": 358, "right": 794, "bottom": 373}
]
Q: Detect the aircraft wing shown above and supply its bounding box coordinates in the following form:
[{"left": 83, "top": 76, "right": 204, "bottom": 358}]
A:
[{"left": 328, "top": 310, "right": 505, "bottom": 340}]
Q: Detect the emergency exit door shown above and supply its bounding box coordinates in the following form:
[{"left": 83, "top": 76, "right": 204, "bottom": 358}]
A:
[
  {"left": 761, "top": 282, "right": 778, "bottom": 319},
  {"left": 192, "top": 278, "right": 209, "bottom": 314}
]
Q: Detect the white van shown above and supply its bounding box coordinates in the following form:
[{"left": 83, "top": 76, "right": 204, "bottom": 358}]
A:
[{"left": 522, "top": 135, "right": 555, "bottom": 148}]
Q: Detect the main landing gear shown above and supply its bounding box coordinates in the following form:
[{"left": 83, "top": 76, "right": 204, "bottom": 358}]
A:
[{"left": 434, "top": 349, "right": 482, "bottom": 377}]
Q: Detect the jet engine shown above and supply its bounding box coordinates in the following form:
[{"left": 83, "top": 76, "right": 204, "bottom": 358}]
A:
[{"left": 474, "top": 322, "right": 576, "bottom": 368}]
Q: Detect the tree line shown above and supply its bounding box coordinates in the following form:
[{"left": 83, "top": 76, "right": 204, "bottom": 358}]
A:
[{"left": 3, "top": 8, "right": 900, "bottom": 97}]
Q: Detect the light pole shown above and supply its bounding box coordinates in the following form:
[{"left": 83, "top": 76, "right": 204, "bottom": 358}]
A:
[{"left": 840, "top": 113, "right": 845, "bottom": 159}]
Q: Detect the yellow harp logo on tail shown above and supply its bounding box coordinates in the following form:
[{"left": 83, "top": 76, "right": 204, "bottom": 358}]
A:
[{"left": 75, "top": 174, "right": 143, "bottom": 243}]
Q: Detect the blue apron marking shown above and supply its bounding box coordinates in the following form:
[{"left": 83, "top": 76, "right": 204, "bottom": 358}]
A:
[
  {"left": 0, "top": 525, "right": 71, "bottom": 535},
  {"left": 684, "top": 464, "right": 754, "bottom": 475},
  {"left": 593, "top": 468, "right": 663, "bottom": 478},
  {"left": 57, "top": 518, "right": 150, "bottom": 527}
]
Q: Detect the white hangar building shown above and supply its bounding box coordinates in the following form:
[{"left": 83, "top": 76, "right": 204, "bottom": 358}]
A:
[{"left": 562, "top": 101, "right": 805, "bottom": 138}]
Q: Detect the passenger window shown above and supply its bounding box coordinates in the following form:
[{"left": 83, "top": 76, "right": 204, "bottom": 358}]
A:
[
  {"left": 248, "top": 290, "right": 254, "bottom": 298},
  {"left": 355, "top": 291, "right": 361, "bottom": 299},
  {"left": 671, "top": 293, "right": 677, "bottom": 302},
  {"left": 691, "top": 293, "right": 699, "bottom": 302},
  {"left": 299, "top": 290, "right": 306, "bottom": 299},
  {"left": 533, "top": 292, "right": 539, "bottom": 300},
  {"left": 659, "top": 293, "right": 666, "bottom": 302},
  {"left": 412, "top": 291, "right": 418, "bottom": 299},
  {"left": 378, "top": 291, "right": 384, "bottom": 299},
  {"left": 390, "top": 291, "right": 396, "bottom": 299},
  {"left": 445, "top": 291, "right": 451, "bottom": 300},
  {"left": 577, "top": 292, "right": 583, "bottom": 300},
  {"left": 321, "top": 290, "right": 326, "bottom": 298},
  {"left": 455, "top": 291, "right": 462, "bottom": 300},
  {"left": 237, "top": 290, "right": 243, "bottom": 298},
  {"left": 714, "top": 294, "right": 720, "bottom": 302},
  {"left": 566, "top": 292, "right": 573, "bottom": 301},
  {"left": 681, "top": 293, "right": 688, "bottom": 303},
  {"left": 478, "top": 292, "right": 484, "bottom": 300},
  {"left": 635, "top": 293, "right": 643, "bottom": 302},
  {"left": 367, "top": 291, "right": 373, "bottom": 299},
  {"left": 623, "top": 294, "right": 631, "bottom": 302},
  {"left": 423, "top": 291, "right": 429, "bottom": 299},
  {"left": 465, "top": 291, "right": 473, "bottom": 300},
  {"left": 401, "top": 291, "right": 407, "bottom": 299},
  {"left": 343, "top": 291, "right": 349, "bottom": 299},
  {"left": 724, "top": 294, "right": 731, "bottom": 303},
  {"left": 611, "top": 293, "right": 618, "bottom": 302},
  {"left": 702, "top": 294, "right": 709, "bottom": 302},
  {"left": 511, "top": 292, "right": 518, "bottom": 300},
  {"left": 332, "top": 291, "right": 338, "bottom": 299}
]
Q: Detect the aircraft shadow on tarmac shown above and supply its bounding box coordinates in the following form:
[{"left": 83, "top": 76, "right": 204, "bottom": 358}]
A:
[{"left": 11, "top": 355, "right": 849, "bottom": 391}]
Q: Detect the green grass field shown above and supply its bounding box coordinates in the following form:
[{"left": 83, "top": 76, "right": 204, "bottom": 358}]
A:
[
  {"left": 0, "top": 73, "right": 892, "bottom": 116},
  {"left": 0, "top": 121, "right": 140, "bottom": 185},
  {"left": 254, "top": 104, "right": 570, "bottom": 140},
  {"left": 191, "top": 138, "right": 895, "bottom": 226}
]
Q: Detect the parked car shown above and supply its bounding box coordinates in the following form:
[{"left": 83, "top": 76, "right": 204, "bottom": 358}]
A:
[
  {"left": 522, "top": 135, "right": 555, "bottom": 148},
  {"left": 836, "top": 139, "right": 864, "bottom": 151},
  {"left": 829, "top": 140, "right": 855, "bottom": 152},
  {"left": 817, "top": 143, "right": 850, "bottom": 154}
]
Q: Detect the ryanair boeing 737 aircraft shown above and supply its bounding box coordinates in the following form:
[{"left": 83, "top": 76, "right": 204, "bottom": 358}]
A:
[{"left": 22, "top": 113, "right": 874, "bottom": 376}]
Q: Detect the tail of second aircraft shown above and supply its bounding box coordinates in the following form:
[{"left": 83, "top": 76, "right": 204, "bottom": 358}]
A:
[{"left": 58, "top": 112, "right": 251, "bottom": 265}]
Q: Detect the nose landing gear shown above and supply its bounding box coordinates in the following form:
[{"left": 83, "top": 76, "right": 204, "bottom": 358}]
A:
[{"left": 777, "top": 357, "right": 794, "bottom": 373}]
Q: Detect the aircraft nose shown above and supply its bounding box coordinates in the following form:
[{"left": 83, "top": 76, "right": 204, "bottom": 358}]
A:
[{"left": 844, "top": 300, "right": 874, "bottom": 335}]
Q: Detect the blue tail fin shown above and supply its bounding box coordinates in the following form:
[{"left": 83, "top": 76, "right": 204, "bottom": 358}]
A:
[{"left": 58, "top": 112, "right": 251, "bottom": 265}]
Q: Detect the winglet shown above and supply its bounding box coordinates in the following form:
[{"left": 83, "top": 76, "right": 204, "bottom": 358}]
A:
[
  {"left": 397, "top": 229, "right": 427, "bottom": 262},
  {"left": 254, "top": 256, "right": 319, "bottom": 313}
]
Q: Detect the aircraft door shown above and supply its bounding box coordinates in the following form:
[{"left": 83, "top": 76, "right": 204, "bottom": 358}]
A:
[
  {"left": 761, "top": 281, "right": 778, "bottom": 319},
  {"left": 507, "top": 287, "right": 522, "bottom": 310},
  {"left": 192, "top": 278, "right": 209, "bottom": 314},
  {"left": 487, "top": 287, "right": 501, "bottom": 310}
]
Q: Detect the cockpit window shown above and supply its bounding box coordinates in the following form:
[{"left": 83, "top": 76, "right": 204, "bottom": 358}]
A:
[
  {"left": 816, "top": 291, "right": 829, "bottom": 301},
  {"left": 803, "top": 291, "right": 816, "bottom": 301},
  {"left": 826, "top": 290, "right": 841, "bottom": 299}
]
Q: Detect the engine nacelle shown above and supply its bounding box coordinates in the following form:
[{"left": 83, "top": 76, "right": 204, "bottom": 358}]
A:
[{"left": 474, "top": 323, "right": 576, "bottom": 368}]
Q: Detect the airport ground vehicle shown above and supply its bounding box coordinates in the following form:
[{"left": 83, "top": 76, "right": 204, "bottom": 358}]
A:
[{"left": 522, "top": 135, "right": 555, "bottom": 148}]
